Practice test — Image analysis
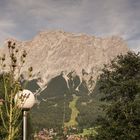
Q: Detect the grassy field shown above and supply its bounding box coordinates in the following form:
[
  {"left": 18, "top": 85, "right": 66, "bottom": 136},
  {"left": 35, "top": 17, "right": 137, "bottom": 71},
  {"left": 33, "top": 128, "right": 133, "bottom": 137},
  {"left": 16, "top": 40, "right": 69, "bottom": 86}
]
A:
[
  {"left": 64, "top": 94, "right": 79, "bottom": 127},
  {"left": 75, "top": 127, "right": 98, "bottom": 137}
]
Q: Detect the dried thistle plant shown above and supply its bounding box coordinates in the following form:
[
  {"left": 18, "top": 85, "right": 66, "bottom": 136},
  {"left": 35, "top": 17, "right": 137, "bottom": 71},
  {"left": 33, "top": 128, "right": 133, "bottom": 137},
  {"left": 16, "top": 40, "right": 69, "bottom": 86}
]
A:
[{"left": 0, "top": 41, "right": 33, "bottom": 140}]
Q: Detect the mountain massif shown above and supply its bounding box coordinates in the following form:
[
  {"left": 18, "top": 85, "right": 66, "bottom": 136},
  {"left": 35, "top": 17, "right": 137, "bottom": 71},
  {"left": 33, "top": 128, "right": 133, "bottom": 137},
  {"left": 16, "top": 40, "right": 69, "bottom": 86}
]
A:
[{"left": 0, "top": 30, "right": 129, "bottom": 92}]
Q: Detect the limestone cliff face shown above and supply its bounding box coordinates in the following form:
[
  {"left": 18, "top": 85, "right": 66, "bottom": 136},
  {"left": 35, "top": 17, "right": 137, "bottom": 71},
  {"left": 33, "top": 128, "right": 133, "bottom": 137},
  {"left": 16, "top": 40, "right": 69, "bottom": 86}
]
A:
[{"left": 0, "top": 30, "right": 129, "bottom": 90}]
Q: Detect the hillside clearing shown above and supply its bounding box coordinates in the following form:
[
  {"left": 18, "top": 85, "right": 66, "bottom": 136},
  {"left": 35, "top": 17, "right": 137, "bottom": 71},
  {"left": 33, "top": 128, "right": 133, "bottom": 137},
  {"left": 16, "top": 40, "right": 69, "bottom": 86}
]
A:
[{"left": 64, "top": 94, "right": 79, "bottom": 127}]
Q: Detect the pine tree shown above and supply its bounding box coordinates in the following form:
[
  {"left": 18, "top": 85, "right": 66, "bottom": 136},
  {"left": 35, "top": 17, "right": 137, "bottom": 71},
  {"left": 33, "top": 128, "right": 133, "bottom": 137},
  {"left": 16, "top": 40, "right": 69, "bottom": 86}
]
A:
[{"left": 94, "top": 52, "right": 140, "bottom": 140}]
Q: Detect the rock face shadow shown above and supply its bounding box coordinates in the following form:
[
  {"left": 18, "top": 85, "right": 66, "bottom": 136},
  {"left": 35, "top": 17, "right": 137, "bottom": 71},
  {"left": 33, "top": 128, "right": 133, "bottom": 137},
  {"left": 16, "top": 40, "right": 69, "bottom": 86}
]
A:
[{"left": 41, "top": 74, "right": 69, "bottom": 98}]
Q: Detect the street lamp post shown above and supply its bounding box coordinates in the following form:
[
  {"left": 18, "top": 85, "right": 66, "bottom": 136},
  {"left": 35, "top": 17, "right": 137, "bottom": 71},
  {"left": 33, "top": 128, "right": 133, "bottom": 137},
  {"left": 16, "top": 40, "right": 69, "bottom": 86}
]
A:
[
  {"left": 15, "top": 89, "right": 35, "bottom": 140},
  {"left": 23, "top": 109, "right": 28, "bottom": 140}
]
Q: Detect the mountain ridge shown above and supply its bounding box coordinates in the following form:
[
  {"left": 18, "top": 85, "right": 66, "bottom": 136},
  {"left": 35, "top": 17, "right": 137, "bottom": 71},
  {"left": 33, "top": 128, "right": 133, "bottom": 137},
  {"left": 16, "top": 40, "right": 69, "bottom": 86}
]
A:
[{"left": 0, "top": 30, "right": 129, "bottom": 91}]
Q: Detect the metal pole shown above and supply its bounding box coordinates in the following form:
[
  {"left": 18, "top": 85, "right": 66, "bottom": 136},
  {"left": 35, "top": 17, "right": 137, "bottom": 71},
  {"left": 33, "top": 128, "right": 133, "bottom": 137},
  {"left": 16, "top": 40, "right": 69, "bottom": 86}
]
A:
[{"left": 23, "top": 110, "right": 27, "bottom": 140}]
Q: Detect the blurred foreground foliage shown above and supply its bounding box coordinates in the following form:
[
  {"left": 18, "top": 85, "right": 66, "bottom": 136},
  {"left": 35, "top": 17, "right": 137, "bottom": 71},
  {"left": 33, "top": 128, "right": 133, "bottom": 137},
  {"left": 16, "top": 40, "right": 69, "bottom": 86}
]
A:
[{"left": 0, "top": 41, "right": 33, "bottom": 140}]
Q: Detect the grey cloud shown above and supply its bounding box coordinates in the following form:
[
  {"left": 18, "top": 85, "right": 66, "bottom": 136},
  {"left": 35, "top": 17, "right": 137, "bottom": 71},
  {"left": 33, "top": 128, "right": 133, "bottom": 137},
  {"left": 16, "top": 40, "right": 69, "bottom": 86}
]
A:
[{"left": 0, "top": 0, "right": 139, "bottom": 51}]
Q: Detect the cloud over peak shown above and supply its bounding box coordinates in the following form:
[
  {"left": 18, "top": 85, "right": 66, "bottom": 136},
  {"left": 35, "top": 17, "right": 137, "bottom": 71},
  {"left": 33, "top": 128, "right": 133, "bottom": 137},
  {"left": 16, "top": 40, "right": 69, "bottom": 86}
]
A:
[{"left": 0, "top": 0, "right": 140, "bottom": 52}]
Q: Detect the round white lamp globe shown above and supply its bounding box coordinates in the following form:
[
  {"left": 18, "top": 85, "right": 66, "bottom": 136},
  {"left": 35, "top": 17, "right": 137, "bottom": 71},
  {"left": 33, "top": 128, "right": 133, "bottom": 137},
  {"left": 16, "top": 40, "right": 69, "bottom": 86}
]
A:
[{"left": 15, "top": 89, "right": 35, "bottom": 109}]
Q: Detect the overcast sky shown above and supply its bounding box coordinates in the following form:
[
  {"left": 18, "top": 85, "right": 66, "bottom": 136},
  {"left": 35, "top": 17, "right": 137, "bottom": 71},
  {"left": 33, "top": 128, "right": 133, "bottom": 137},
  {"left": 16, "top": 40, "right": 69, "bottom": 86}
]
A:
[{"left": 0, "top": 0, "right": 140, "bottom": 52}]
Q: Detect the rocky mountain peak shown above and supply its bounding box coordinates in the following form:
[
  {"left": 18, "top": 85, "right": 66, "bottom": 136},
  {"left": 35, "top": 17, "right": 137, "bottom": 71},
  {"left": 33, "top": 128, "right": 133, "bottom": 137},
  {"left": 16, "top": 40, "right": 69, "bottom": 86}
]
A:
[{"left": 0, "top": 30, "right": 129, "bottom": 92}]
